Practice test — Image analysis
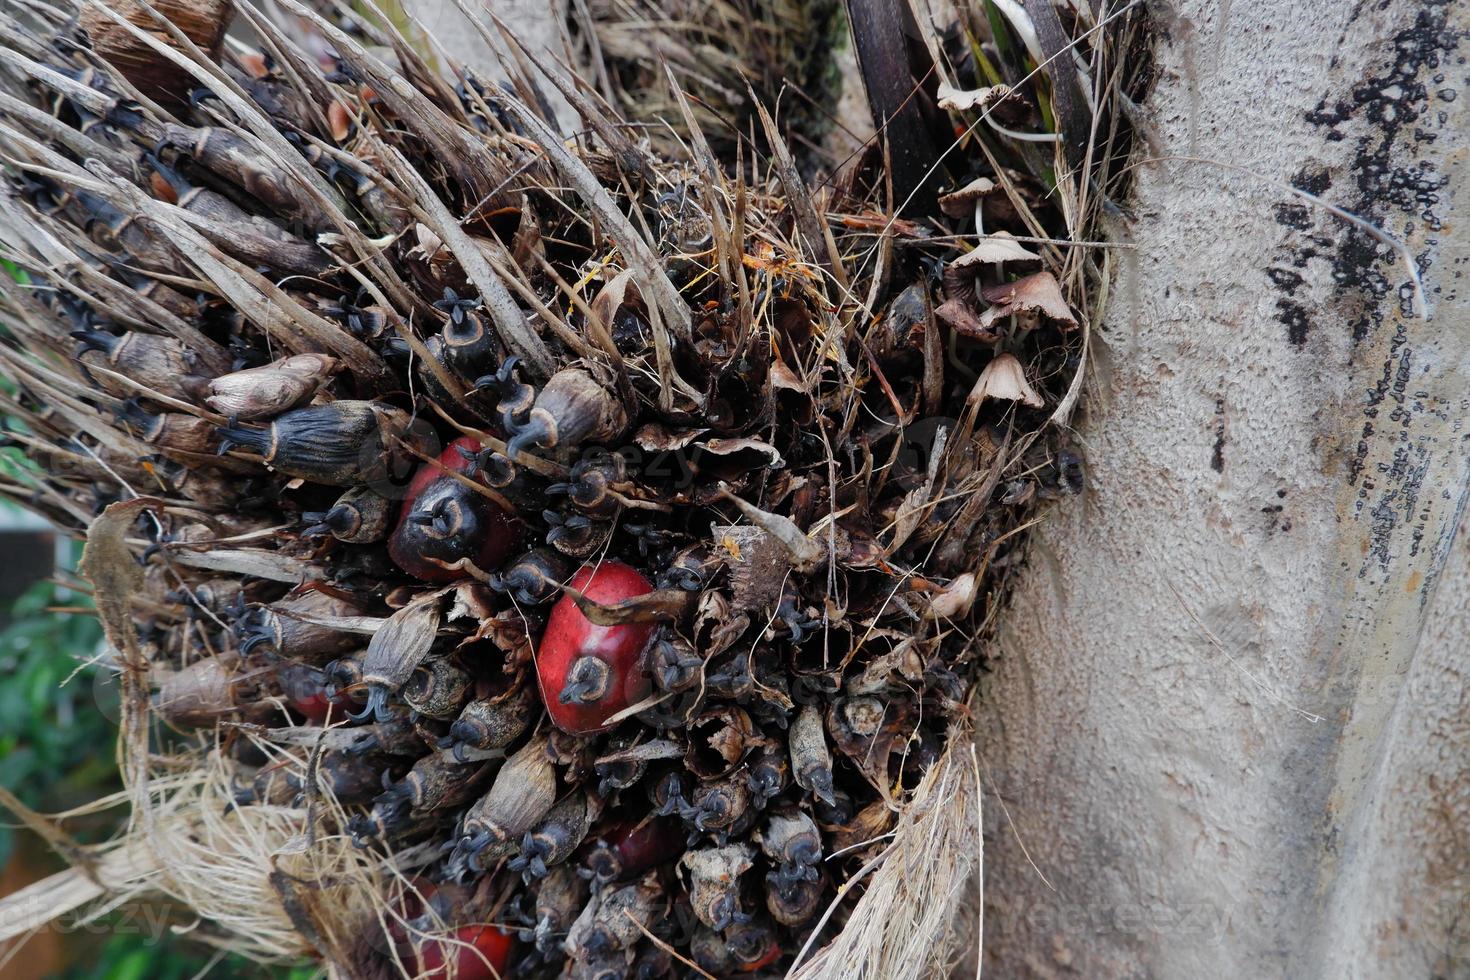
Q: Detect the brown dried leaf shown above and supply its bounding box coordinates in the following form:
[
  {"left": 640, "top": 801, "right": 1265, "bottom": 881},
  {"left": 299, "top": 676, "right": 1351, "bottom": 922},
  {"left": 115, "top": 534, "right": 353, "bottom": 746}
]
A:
[
  {"left": 888, "top": 485, "right": 930, "bottom": 554},
  {"left": 594, "top": 740, "right": 685, "bottom": 766},
  {"left": 590, "top": 269, "right": 644, "bottom": 329},
  {"left": 700, "top": 437, "right": 785, "bottom": 469},
  {"left": 511, "top": 194, "right": 544, "bottom": 267},
  {"left": 635, "top": 422, "right": 708, "bottom": 452},
  {"left": 450, "top": 582, "right": 498, "bottom": 623},
  {"left": 826, "top": 799, "right": 896, "bottom": 854},
  {"left": 409, "top": 223, "right": 447, "bottom": 263},
  {"left": 769, "top": 360, "right": 808, "bottom": 392},
  {"left": 695, "top": 590, "right": 749, "bottom": 659},
  {"left": 705, "top": 716, "right": 750, "bottom": 767},
  {"left": 563, "top": 585, "right": 695, "bottom": 626}
]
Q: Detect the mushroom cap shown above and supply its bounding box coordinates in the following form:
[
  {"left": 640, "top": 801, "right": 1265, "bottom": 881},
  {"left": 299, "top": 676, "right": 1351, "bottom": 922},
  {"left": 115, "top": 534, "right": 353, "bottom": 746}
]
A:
[
  {"left": 978, "top": 270, "right": 1079, "bottom": 330},
  {"left": 936, "top": 83, "right": 1012, "bottom": 113},
  {"left": 966, "top": 352, "right": 1044, "bottom": 409},
  {"left": 939, "top": 176, "right": 1000, "bottom": 217},
  {"left": 949, "top": 231, "right": 1041, "bottom": 269}
]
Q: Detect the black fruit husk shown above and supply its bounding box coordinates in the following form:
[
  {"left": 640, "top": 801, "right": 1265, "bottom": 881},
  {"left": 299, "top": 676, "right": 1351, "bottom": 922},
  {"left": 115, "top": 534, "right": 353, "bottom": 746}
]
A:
[{"left": 0, "top": 0, "right": 1147, "bottom": 976}]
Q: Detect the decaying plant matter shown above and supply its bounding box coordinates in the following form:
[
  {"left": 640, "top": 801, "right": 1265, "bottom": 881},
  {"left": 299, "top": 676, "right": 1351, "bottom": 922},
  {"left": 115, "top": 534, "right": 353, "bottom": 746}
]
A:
[
  {"left": 0, "top": 0, "right": 1145, "bottom": 975},
  {"left": 570, "top": 0, "right": 847, "bottom": 165}
]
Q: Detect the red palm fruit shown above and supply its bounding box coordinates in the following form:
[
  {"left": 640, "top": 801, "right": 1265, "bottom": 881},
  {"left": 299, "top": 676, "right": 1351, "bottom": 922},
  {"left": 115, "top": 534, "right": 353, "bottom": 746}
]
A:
[
  {"left": 277, "top": 662, "right": 352, "bottom": 724},
  {"left": 384, "top": 877, "right": 439, "bottom": 948},
  {"left": 400, "top": 437, "right": 478, "bottom": 508},
  {"left": 389, "top": 436, "right": 522, "bottom": 582},
  {"left": 536, "top": 562, "right": 656, "bottom": 735},
  {"left": 406, "top": 923, "right": 514, "bottom": 980},
  {"left": 582, "top": 817, "right": 685, "bottom": 884},
  {"left": 728, "top": 919, "right": 782, "bottom": 973},
  {"left": 291, "top": 690, "right": 335, "bottom": 724}
]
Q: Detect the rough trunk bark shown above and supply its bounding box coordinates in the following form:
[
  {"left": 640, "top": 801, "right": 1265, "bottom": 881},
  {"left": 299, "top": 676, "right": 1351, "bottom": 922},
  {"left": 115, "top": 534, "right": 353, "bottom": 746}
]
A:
[{"left": 979, "top": 1, "right": 1469, "bottom": 977}]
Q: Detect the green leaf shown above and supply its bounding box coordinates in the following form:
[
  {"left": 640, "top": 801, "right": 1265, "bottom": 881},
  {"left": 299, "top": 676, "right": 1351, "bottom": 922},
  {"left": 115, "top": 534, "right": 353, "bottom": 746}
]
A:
[{"left": 105, "top": 948, "right": 153, "bottom": 980}]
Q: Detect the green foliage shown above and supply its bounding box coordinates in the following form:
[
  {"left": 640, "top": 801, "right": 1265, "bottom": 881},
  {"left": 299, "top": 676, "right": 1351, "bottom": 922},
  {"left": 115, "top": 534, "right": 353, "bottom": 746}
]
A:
[
  {"left": 0, "top": 570, "right": 110, "bottom": 867},
  {"left": 0, "top": 568, "right": 309, "bottom": 977},
  {"left": 54, "top": 930, "right": 321, "bottom": 980}
]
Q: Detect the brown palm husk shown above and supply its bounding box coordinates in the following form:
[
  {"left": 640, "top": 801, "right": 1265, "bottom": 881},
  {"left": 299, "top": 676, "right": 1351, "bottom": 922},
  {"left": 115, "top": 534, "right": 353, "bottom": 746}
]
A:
[{"left": 0, "top": 0, "right": 1147, "bottom": 976}]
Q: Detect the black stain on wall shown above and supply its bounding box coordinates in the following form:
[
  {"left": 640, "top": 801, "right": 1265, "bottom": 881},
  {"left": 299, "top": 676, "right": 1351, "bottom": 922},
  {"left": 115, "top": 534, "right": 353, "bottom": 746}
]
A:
[{"left": 1271, "top": 1, "right": 1459, "bottom": 350}]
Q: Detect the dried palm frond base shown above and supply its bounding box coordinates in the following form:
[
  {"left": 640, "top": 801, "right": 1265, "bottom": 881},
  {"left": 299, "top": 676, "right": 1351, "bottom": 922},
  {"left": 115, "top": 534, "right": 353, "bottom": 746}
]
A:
[
  {"left": 570, "top": 0, "right": 847, "bottom": 165},
  {"left": 0, "top": 0, "right": 1146, "bottom": 976}
]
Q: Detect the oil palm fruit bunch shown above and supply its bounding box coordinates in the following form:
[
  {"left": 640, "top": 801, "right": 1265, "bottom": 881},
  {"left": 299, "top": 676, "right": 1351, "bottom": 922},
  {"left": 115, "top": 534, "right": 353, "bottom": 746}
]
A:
[{"left": 0, "top": 0, "right": 1096, "bottom": 975}]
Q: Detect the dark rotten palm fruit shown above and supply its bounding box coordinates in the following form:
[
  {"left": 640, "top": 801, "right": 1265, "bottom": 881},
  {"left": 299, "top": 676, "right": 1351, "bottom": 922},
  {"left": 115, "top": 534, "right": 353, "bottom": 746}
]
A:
[
  {"left": 389, "top": 436, "right": 523, "bottom": 582},
  {"left": 0, "top": 0, "right": 1126, "bottom": 971},
  {"left": 216, "top": 401, "right": 414, "bottom": 486}
]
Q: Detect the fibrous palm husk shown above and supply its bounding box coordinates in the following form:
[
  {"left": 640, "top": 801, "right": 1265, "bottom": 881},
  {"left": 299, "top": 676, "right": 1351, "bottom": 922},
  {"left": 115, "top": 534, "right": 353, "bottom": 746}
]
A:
[{"left": 0, "top": 0, "right": 1146, "bottom": 976}]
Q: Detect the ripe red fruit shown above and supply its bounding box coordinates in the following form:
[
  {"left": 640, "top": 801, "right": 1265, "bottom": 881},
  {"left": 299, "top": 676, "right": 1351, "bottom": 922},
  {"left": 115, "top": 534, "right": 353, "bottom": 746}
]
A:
[
  {"left": 280, "top": 664, "right": 354, "bottom": 723},
  {"left": 290, "top": 690, "right": 335, "bottom": 724},
  {"left": 583, "top": 817, "right": 684, "bottom": 883},
  {"left": 384, "top": 877, "right": 438, "bottom": 948},
  {"left": 405, "top": 923, "right": 514, "bottom": 980},
  {"left": 536, "top": 562, "right": 656, "bottom": 735},
  {"left": 389, "top": 436, "right": 521, "bottom": 582},
  {"left": 737, "top": 941, "right": 782, "bottom": 973}
]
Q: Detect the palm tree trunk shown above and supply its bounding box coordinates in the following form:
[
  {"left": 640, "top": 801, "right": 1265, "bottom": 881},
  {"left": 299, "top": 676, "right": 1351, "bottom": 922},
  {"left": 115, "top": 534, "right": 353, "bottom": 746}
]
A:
[{"left": 978, "top": 0, "right": 1469, "bottom": 975}]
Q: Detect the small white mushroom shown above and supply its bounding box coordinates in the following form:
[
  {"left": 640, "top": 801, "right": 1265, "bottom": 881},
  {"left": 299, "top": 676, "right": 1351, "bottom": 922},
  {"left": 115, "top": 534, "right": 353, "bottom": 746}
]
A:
[
  {"left": 967, "top": 352, "right": 1044, "bottom": 409},
  {"left": 949, "top": 231, "right": 1042, "bottom": 271},
  {"left": 938, "top": 176, "right": 1001, "bottom": 236},
  {"left": 936, "top": 83, "right": 1012, "bottom": 113},
  {"left": 978, "top": 271, "right": 1079, "bottom": 331}
]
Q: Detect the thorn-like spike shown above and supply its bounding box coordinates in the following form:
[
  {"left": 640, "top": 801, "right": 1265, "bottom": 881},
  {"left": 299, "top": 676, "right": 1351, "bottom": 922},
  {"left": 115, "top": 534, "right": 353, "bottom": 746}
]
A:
[
  {"left": 214, "top": 424, "right": 270, "bottom": 457},
  {"left": 348, "top": 685, "right": 390, "bottom": 723},
  {"left": 299, "top": 513, "right": 334, "bottom": 539},
  {"left": 71, "top": 328, "right": 119, "bottom": 356},
  {"left": 505, "top": 414, "right": 551, "bottom": 460}
]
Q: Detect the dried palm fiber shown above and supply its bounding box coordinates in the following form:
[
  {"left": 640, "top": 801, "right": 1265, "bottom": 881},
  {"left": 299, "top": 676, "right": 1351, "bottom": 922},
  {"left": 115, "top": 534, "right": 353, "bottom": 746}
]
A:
[
  {"left": 568, "top": 0, "right": 847, "bottom": 166},
  {"left": 0, "top": 0, "right": 1147, "bottom": 976}
]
